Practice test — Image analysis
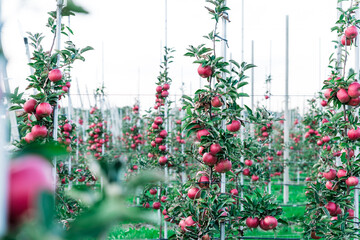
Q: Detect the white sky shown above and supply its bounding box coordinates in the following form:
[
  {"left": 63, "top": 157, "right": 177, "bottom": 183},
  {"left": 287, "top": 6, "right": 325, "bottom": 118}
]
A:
[{"left": 1, "top": 0, "right": 356, "bottom": 114}]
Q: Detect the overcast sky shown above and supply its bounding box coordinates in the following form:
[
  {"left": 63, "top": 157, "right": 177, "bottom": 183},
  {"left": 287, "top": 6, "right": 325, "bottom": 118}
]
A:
[{"left": 1, "top": 0, "right": 356, "bottom": 114}]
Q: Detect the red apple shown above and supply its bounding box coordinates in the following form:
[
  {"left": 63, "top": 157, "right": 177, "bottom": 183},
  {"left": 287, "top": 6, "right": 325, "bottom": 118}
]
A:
[
  {"left": 246, "top": 217, "right": 260, "bottom": 228},
  {"left": 324, "top": 88, "right": 333, "bottom": 99},
  {"left": 323, "top": 169, "right": 336, "bottom": 180},
  {"left": 348, "top": 97, "right": 360, "bottom": 106},
  {"left": 348, "top": 128, "right": 360, "bottom": 140},
  {"left": 36, "top": 102, "right": 53, "bottom": 118},
  {"left": 211, "top": 96, "right": 223, "bottom": 107},
  {"left": 337, "top": 88, "right": 350, "bottom": 103},
  {"left": 245, "top": 160, "right": 253, "bottom": 166},
  {"left": 346, "top": 176, "right": 359, "bottom": 186},
  {"left": 23, "top": 99, "right": 37, "bottom": 113},
  {"left": 341, "top": 35, "right": 352, "bottom": 46},
  {"left": 251, "top": 175, "right": 259, "bottom": 181},
  {"left": 203, "top": 153, "right": 218, "bottom": 166},
  {"left": 8, "top": 155, "right": 53, "bottom": 225},
  {"left": 243, "top": 168, "right": 250, "bottom": 176},
  {"left": 185, "top": 216, "right": 196, "bottom": 226},
  {"left": 159, "top": 156, "right": 168, "bottom": 165},
  {"left": 345, "top": 25, "right": 358, "bottom": 39},
  {"left": 154, "top": 117, "right": 163, "bottom": 125},
  {"left": 197, "top": 129, "right": 210, "bottom": 140},
  {"left": 198, "top": 175, "right": 210, "bottom": 189},
  {"left": 230, "top": 189, "right": 238, "bottom": 195},
  {"left": 226, "top": 120, "right": 241, "bottom": 132},
  {"left": 24, "top": 132, "right": 35, "bottom": 143},
  {"left": 188, "top": 187, "right": 200, "bottom": 199},
  {"left": 159, "top": 130, "right": 168, "bottom": 138},
  {"left": 31, "top": 125, "right": 48, "bottom": 138},
  {"left": 153, "top": 202, "right": 161, "bottom": 209},
  {"left": 63, "top": 123, "right": 72, "bottom": 132},
  {"left": 326, "top": 202, "right": 337, "bottom": 215},
  {"left": 160, "top": 196, "right": 167, "bottom": 202},
  {"left": 320, "top": 100, "right": 327, "bottom": 107},
  {"left": 210, "top": 143, "right": 221, "bottom": 155},
  {"left": 348, "top": 82, "right": 360, "bottom": 98},
  {"left": 214, "top": 159, "right": 232, "bottom": 173},
  {"left": 198, "top": 65, "right": 212, "bottom": 78},
  {"left": 48, "top": 69, "right": 62, "bottom": 82},
  {"left": 150, "top": 189, "right": 157, "bottom": 195},
  {"left": 259, "top": 216, "right": 278, "bottom": 230},
  {"left": 337, "top": 169, "right": 347, "bottom": 178},
  {"left": 179, "top": 219, "right": 186, "bottom": 231}
]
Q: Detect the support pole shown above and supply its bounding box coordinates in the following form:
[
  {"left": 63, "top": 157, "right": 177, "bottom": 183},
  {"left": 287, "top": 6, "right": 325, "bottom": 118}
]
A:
[
  {"left": 250, "top": 40, "right": 255, "bottom": 137},
  {"left": 0, "top": 1, "right": 9, "bottom": 234},
  {"left": 283, "top": 15, "right": 290, "bottom": 204},
  {"left": 220, "top": 4, "right": 227, "bottom": 239},
  {"left": 240, "top": 0, "right": 245, "bottom": 211}
]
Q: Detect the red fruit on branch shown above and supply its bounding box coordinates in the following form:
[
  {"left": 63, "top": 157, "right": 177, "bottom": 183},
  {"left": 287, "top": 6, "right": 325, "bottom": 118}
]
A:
[
  {"left": 23, "top": 99, "right": 37, "bottom": 113},
  {"left": 325, "top": 202, "right": 337, "bottom": 215},
  {"left": 337, "top": 169, "right": 347, "bottom": 178},
  {"left": 197, "top": 129, "right": 210, "bottom": 140},
  {"left": 246, "top": 217, "right": 260, "bottom": 228},
  {"left": 323, "top": 169, "right": 336, "bottom": 180},
  {"left": 158, "top": 156, "right": 168, "bottom": 165},
  {"left": 336, "top": 88, "right": 350, "bottom": 103},
  {"left": 159, "top": 130, "right": 168, "bottom": 138},
  {"left": 160, "top": 196, "right": 167, "bottom": 202},
  {"left": 163, "top": 83, "right": 170, "bottom": 90},
  {"left": 346, "top": 176, "right": 359, "bottom": 186},
  {"left": 341, "top": 35, "right": 352, "bottom": 46},
  {"left": 154, "top": 117, "right": 163, "bottom": 125},
  {"left": 198, "top": 175, "right": 210, "bottom": 189},
  {"left": 210, "top": 143, "right": 221, "bottom": 155},
  {"left": 153, "top": 202, "right": 161, "bottom": 210},
  {"left": 159, "top": 145, "right": 166, "bottom": 151},
  {"left": 155, "top": 137, "right": 163, "bottom": 144},
  {"left": 348, "top": 128, "right": 360, "bottom": 140},
  {"left": 63, "top": 123, "right": 72, "bottom": 132},
  {"left": 345, "top": 25, "right": 358, "bottom": 39},
  {"left": 62, "top": 86, "right": 69, "bottom": 92},
  {"left": 31, "top": 125, "right": 48, "bottom": 138},
  {"left": 214, "top": 159, "right": 232, "bottom": 173},
  {"left": 187, "top": 187, "right": 201, "bottom": 199},
  {"left": 156, "top": 86, "right": 162, "bottom": 93},
  {"left": 324, "top": 88, "right": 333, "bottom": 99},
  {"left": 211, "top": 96, "right": 223, "bottom": 107},
  {"left": 245, "top": 160, "right": 253, "bottom": 166},
  {"left": 226, "top": 120, "right": 241, "bottom": 132},
  {"left": 230, "top": 189, "right": 238, "bottom": 195},
  {"left": 149, "top": 189, "right": 157, "bottom": 195},
  {"left": 348, "top": 97, "right": 360, "bottom": 106},
  {"left": 48, "top": 69, "right": 62, "bottom": 82},
  {"left": 197, "top": 65, "right": 212, "bottom": 78},
  {"left": 203, "top": 153, "right": 218, "bottom": 166},
  {"left": 259, "top": 216, "right": 278, "bottom": 231},
  {"left": 243, "top": 168, "right": 250, "bottom": 176},
  {"left": 24, "top": 132, "right": 35, "bottom": 143},
  {"left": 8, "top": 155, "right": 53, "bottom": 225},
  {"left": 348, "top": 82, "right": 360, "bottom": 98},
  {"left": 251, "top": 175, "right": 259, "bottom": 182},
  {"left": 320, "top": 100, "right": 327, "bottom": 107},
  {"left": 36, "top": 102, "right": 53, "bottom": 118},
  {"left": 322, "top": 136, "right": 330, "bottom": 143},
  {"left": 161, "top": 90, "right": 169, "bottom": 97}
]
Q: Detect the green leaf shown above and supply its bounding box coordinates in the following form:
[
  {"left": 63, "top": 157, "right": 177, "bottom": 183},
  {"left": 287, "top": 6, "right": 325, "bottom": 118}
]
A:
[{"left": 80, "top": 46, "right": 94, "bottom": 54}]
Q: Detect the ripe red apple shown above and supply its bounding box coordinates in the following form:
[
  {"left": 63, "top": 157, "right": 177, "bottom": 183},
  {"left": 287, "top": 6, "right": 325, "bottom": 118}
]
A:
[
  {"left": 243, "top": 168, "right": 250, "bottom": 176},
  {"left": 326, "top": 202, "right": 337, "bottom": 215},
  {"left": 153, "top": 202, "right": 161, "bottom": 209},
  {"left": 341, "top": 35, "right": 352, "bottom": 46},
  {"left": 158, "top": 156, "right": 167, "bottom": 165},
  {"left": 160, "top": 196, "right": 167, "bottom": 202},
  {"left": 345, "top": 25, "right": 358, "bottom": 39},
  {"left": 326, "top": 181, "right": 334, "bottom": 190},
  {"left": 159, "top": 145, "right": 166, "bottom": 151},
  {"left": 348, "top": 82, "right": 360, "bottom": 98},
  {"left": 62, "top": 86, "right": 69, "bottom": 92},
  {"left": 155, "top": 137, "right": 163, "bottom": 144},
  {"left": 337, "top": 88, "right": 350, "bottom": 103},
  {"left": 230, "top": 189, "right": 238, "bottom": 195},
  {"left": 346, "top": 176, "right": 359, "bottom": 186},
  {"left": 154, "top": 117, "right": 163, "bottom": 125},
  {"left": 259, "top": 216, "right": 278, "bottom": 230},
  {"left": 324, "top": 88, "right": 333, "bottom": 99},
  {"left": 23, "top": 99, "right": 37, "bottom": 113},
  {"left": 8, "top": 155, "right": 53, "bottom": 225},
  {"left": 150, "top": 189, "right": 157, "bottom": 195},
  {"left": 63, "top": 123, "right": 72, "bottom": 132},
  {"left": 198, "top": 65, "right": 212, "bottom": 78},
  {"left": 36, "top": 102, "right": 53, "bottom": 118},
  {"left": 226, "top": 120, "right": 241, "bottom": 132},
  {"left": 24, "top": 132, "right": 35, "bottom": 143},
  {"left": 161, "top": 90, "right": 169, "bottom": 98},
  {"left": 211, "top": 96, "right": 223, "bottom": 107},
  {"left": 210, "top": 143, "right": 221, "bottom": 155},
  {"left": 188, "top": 187, "right": 200, "bottom": 199},
  {"left": 348, "top": 209, "right": 355, "bottom": 219},
  {"left": 179, "top": 219, "right": 186, "bottom": 231},
  {"left": 251, "top": 175, "right": 259, "bottom": 181},
  {"left": 246, "top": 217, "right": 260, "bottom": 228},
  {"left": 31, "top": 125, "right": 48, "bottom": 138},
  {"left": 197, "top": 129, "right": 210, "bottom": 140},
  {"left": 143, "top": 202, "right": 150, "bottom": 208},
  {"left": 337, "top": 169, "right": 347, "bottom": 178},
  {"left": 323, "top": 169, "right": 336, "bottom": 180},
  {"left": 348, "top": 97, "right": 360, "bottom": 106},
  {"left": 185, "top": 216, "right": 196, "bottom": 226},
  {"left": 320, "top": 100, "right": 327, "bottom": 107},
  {"left": 198, "top": 175, "right": 210, "bottom": 189},
  {"left": 203, "top": 153, "right": 218, "bottom": 166},
  {"left": 322, "top": 136, "right": 330, "bottom": 143},
  {"left": 159, "top": 130, "right": 168, "bottom": 138},
  {"left": 214, "top": 159, "right": 232, "bottom": 173},
  {"left": 348, "top": 128, "right": 360, "bottom": 140},
  {"left": 156, "top": 86, "right": 162, "bottom": 93},
  {"left": 245, "top": 160, "right": 253, "bottom": 166},
  {"left": 48, "top": 69, "right": 62, "bottom": 82}
]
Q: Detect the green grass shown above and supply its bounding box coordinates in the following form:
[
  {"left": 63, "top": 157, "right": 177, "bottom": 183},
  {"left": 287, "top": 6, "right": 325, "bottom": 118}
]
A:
[{"left": 108, "top": 226, "right": 174, "bottom": 240}]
